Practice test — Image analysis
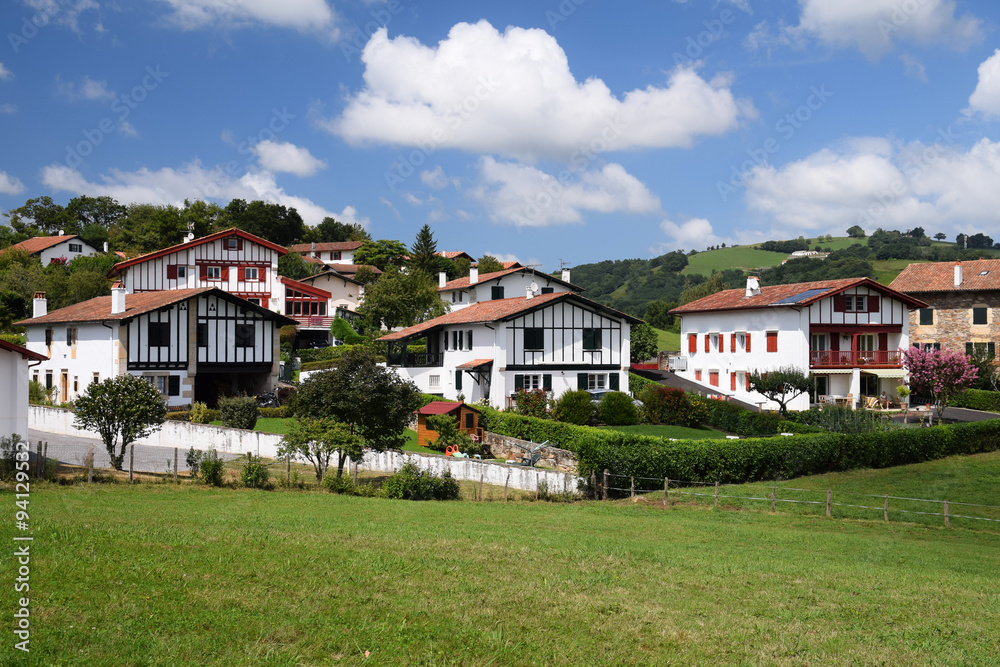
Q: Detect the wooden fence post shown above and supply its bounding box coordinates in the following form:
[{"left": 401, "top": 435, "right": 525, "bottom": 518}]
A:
[
  {"left": 87, "top": 444, "right": 93, "bottom": 484},
  {"left": 35, "top": 441, "right": 42, "bottom": 478},
  {"left": 173, "top": 448, "right": 178, "bottom": 482},
  {"left": 479, "top": 471, "right": 484, "bottom": 502},
  {"left": 714, "top": 481, "right": 719, "bottom": 507},
  {"left": 771, "top": 484, "right": 776, "bottom": 512},
  {"left": 504, "top": 471, "right": 510, "bottom": 502},
  {"left": 353, "top": 460, "right": 358, "bottom": 485},
  {"left": 630, "top": 477, "right": 634, "bottom": 498},
  {"left": 826, "top": 489, "right": 832, "bottom": 518},
  {"left": 42, "top": 442, "right": 48, "bottom": 479},
  {"left": 664, "top": 478, "right": 669, "bottom": 507},
  {"left": 129, "top": 444, "right": 134, "bottom": 483},
  {"left": 589, "top": 472, "right": 596, "bottom": 500},
  {"left": 944, "top": 500, "right": 949, "bottom": 528},
  {"left": 286, "top": 454, "right": 290, "bottom": 479},
  {"left": 602, "top": 470, "right": 608, "bottom": 501},
  {"left": 884, "top": 494, "right": 889, "bottom": 522},
  {"left": 535, "top": 472, "right": 540, "bottom": 501}
]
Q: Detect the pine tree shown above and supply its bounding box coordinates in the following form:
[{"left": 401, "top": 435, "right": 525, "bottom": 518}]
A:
[{"left": 409, "top": 224, "right": 440, "bottom": 276}]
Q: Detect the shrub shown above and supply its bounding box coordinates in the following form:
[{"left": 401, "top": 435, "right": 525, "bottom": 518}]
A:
[
  {"left": 279, "top": 325, "right": 297, "bottom": 347},
  {"left": 694, "top": 396, "right": 782, "bottom": 437},
  {"left": 420, "top": 393, "right": 453, "bottom": 406},
  {"left": 0, "top": 434, "right": 26, "bottom": 480},
  {"left": 300, "top": 359, "right": 339, "bottom": 373},
  {"left": 28, "top": 380, "right": 51, "bottom": 405},
  {"left": 331, "top": 317, "right": 365, "bottom": 344},
  {"left": 512, "top": 389, "right": 548, "bottom": 419},
  {"left": 185, "top": 447, "right": 202, "bottom": 477},
  {"left": 950, "top": 388, "right": 1000, "bottom": 412},
  {"left": 165, "top": 410, "right": 190, "bottom": 422},
  {"left": 424, "top": 414, "right": 479, "bottom": 455},
  {"left": 552, "top": 390, "right": 595, "bottom": 425},
  {"left": 219, "top": 395, "right": 259, "bottom": 430},
  {"left": 380, "top": 462, "right": 460, "bottom": 500},
  {"left": 199, "top": 452, "right": 224, "bottom": 487},
  {"left": 188, "top": 403, "right": 217, "bottom": 424},
  {"left": 323, "top": 475, "right": 379, "bottom": 497},
  {"left": 259, "top": 406, "right": 290, "bottom": 419},
  {"left": 629, "top": 372, "right": 660, "bottom": 397},
  {"left": 240, "top": 453, "right": 270, "bottom": 489},
  {"left": 788, "top": 405, "right": 897, "bottom": 433},
  {"left": 598, "top": 392, "right": 638, "bottom": 425},
  {"left": 638, "top": 385, "right": 701, "bottom": 427}
]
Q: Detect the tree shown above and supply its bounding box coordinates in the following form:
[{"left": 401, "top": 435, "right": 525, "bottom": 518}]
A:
[
  {"left": 643, "top": 300, "right": 676, "bottom": 330},
  {"left": 424, "top": 414, "right": 474, "bottom": 453},
  {"left": 907, "top": 227, "right": 925, "bottom": 239},
  {"left": 295, "top": 348, "right": 421, "bottom": 476},
  {"left": 305, "top": 217, "right": 370, "bottom": 243},
  {"left": 967, "top": 232, "right": 994, "bottom": 249},
  {"left": 224, "top": 199, "right": 305, "bottom": 246},
  {"left": 476, "top": 254, "right": 505, "bottom": 274},
  {"left": 846, "top": 225, "right": 866, "bottom": 238},
  {"left": 409, "top": 224, "right": 453, "bottom": 277},
  {"left": 73, "top": 374, "right": 167, "bottom": 470},
  {"left": 902, "top": 346, "right": 978, "bottom": 424},
  {"left": 680, "top": 272, "right": 727, "bottom": 305},
  {"left": 933, "top": 232, "right": 947, "bottom": 242},
  {"left": 278, "top": 418, "right": 362, "bottom": 483},
  {"left": 278, "top": 251, "right": 317, "bottom": 281},
  {"left": 4, "top": 196, "right": 76, "bottom": 236},
  {"left": 354, "top": 239, "right": 409, "bottom": 272},
  {"left": 65, "top": 195, "right": 126, "bottom": 231},
  {"left": 748, "top": 367, "right": 812, "bottom": 417},
  {"left": 357, "top": 269, "right": 447, "bottom": 329},
  {"left": 630, "top": 322, "right": 659, "bottom": 363}
]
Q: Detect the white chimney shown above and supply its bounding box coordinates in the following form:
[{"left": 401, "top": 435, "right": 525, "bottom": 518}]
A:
[
  {"left": 111, "top": 281, "right": 126, "bottom": 315},
  {"left": 439, "top": 271, "right": 447, "bottom": 288},
  {"left": 746, "top": 276, "right": 761, "bottom": 297},
  {"left": 954, "top": 261, "right": 963, "bottom": 287},
  {"left": 526, "top": 285, "right": 533, "bottom": 300},
  {"left": 103, "top": 241, "right": 109, "bottom": 253},
  {"left": 32, "top": 292, "right": 46, "bottom": 319},
  {"left": 561, "top": 268, "right": 571, "bottom": 283},
  {"left": 58, "top": 229, "right": 64, "bottom": 236},
  {"left": 310, "top": 241, "right": 317, "bottom": 257},
  {"left": 469, "top": 266, "right": 479, "bottom": 284}
]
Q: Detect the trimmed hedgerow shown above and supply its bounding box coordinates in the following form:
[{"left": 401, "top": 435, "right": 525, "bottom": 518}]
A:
[
  {"left": 219, "top": 395, "right": 259, "bottom": 430},
  {"left": 628, "top": 372, "right": 660, "bottom": 396},
  {"left": 950, "top": 388, "right": 1000, "bottom": 412},
  {"left": 598, "top": 392, "right": 638, "bottom": 426},
  {"left": 692, "top": 396, "right": 785, "bottom": 437}
]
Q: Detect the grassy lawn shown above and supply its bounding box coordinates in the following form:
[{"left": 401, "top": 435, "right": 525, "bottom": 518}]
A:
[
  {"left": 7, "top": 468, "right": 1000, "bottom": 666},
  {"left": 599, "top": 423, "right": 728, "bottom": 440},
  {"left": 208, "top": 417, "right": 296, "bottom": 434},
  {"left": 682, "top": 246, "right": 788, "bottom": 275},
  {"left": 653, "top": 327, "right": 679, "bottom": 351}
]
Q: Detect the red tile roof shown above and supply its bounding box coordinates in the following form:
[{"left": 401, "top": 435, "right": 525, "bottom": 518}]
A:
[
  {"left": 671, "top": 277, "right": 926, "bottom": 314},
  {"left": 107, "top": 228, "right": 287, "bottom": 277},
  {"left": 10, "top": 235, "right": 81, "bottom": 255},
  {"left": 889, "top": 259, "right": 1000, "bottom": 293},
  {"left": 456, "top": 358, "right": 494, "bottom": 369},
  {"left": 379, "top": 292, "right": 641, "bottom": 341},
  {"left": 416, "top": 401, "right": 465, "bottom": 415},
  {"left": 280, "top": 276, "right": 331, "bottom": 299},
  {"left": 299, "top": 270, "right": 363, "bottom": 287},
  {"left": 289, "top": 241, "right": 365, "bottom": 253},
  {"left": 501, "top": 261, "right": 523, "bottom": 269},
  {"left": 439, "top": 250, "right": 475, "bottom": 261},
  {"left": 0, "top": 338, "right": 47, "bottom": 361},
  {"left": 439, "top": 267, "right": 581, "bottom": 292},
  {"left": 327, "top": 263, "right": 382, "bottom": 275}
]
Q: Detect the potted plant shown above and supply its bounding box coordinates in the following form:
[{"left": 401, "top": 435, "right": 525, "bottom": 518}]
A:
[{"left": 896, "top": 385, "right": 910, "bottom": 407}]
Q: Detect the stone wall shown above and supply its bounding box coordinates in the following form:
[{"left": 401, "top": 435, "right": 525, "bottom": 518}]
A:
[
  {"left": 910, "top": 292, "right": 1000, "bottom": 361},
  {"left": 481, "top": 431, "right": 578, "bottom": 473}
]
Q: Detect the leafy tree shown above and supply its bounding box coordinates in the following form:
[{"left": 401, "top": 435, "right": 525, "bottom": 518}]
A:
[
  {"left": 408, "top": 224, "right": 456, "bottom": 278},
  {"left": 967, "top": 232, "right": 994, "bottom": 249},
  {"left": 0, "top": 249, "right": 44, "bottom": 325},
  {"left": 748, "top": 367, "right": 812, "bottom": 417},
  {"left": 354, "top": 239, "right": 409, "bottom": 272},
  {"left": 680, "top": 272, "right": 728, "bottom": 305},
  {"left": 424, "top": 414, "right": 476, "bottom": 454},
  {"left": 278, "top": 418, "right": 362, "bottom": 483},
  {"left": 330, "top": 317, "right": 364, "bottom": 344},
  {"left": 933, "top": 232, "right": 947, "bottom": 241},
  {"left": 643, "top": 300, "right": 676, "bottom": 330},
  {"left": 113, "top": 203, "right": 187, "bottom": 254},
  {"left": 907, "top": 227, "right": 925, "bottom": 239},
  {"left": 181, "top": 199, "right": 225, "bottom": 238},
  {"left": 73, "top": 374, "right": 167, "bottom": 470},
  {"left": 476, "top": 254, "right": 505, "bottom": 274},
  {"left": 630, "top": 322, "right": 659, "bottom": 362},
  {"left": 305, "top": 217, "right": 371, "bottom": 243},
  {"left": 967, "top": 347, "right": 998, "bottom": 392},
  {"left": 656, "top": 251, "right": 688, "bottom": 272},
  {"left": 295, "top": 348, "right": 421, "bottom": 476},
  {"left": 278, "top": 251, "right": 317, "bottom": 281},
  {"left": 224, "top": 199, "right": 305, "bottom": 246},
  {"left": 357, "top": 269, "right": 447, "bottom": 329},
  {"left": 4, "top": 196, "right": 76, "bottom": 236},
  {"left": 0, "top": 224, "right": 24, "bottom": 249},
  {"left": 902, "top": 346, "right": 978, "bottom": 424},
  {"left": 65, "top": 195, "right": 126, "bottom": 231},
  {"left": 846, "top": 225, "right": 866, "bottom": 238}
]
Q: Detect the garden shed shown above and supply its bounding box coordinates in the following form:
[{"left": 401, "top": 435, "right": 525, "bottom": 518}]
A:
[{"left": 415, "top": 401, "right": 482, "bottom": 447}]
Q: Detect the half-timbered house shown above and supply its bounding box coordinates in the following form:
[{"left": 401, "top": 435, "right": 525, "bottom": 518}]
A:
[
  {"left": 671, "top": 277, "right": 927, "bottom": 410},
  {"left": 437, "top": 267, "right": 581, "bottom": 312}
]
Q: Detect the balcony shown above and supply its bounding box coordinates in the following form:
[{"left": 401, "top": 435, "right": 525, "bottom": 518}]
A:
[
  {"left": 291, "top": 315, "right": 334, "bottom": 329},
  {"left": 386, "top": 351, "right": 444, "bottom": 368},
  {"left": 810, "top": 350, "right": 902, "bottom": 368}
]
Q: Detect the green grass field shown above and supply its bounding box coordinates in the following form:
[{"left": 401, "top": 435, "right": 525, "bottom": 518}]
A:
[
  {"left": 208, "top": 417, "right": 297, "bottom": 434},
  {"left": 7, "top": 455, "right": 1000, "bottom": 666},
  {"left": 654, "top": 327, "right": 679, "bottom": 351},
  {"left": 682, "top": 246, "right": 788, "bottom": 275},
  {"left": 599, "top": 424, "right": 728, "bottom": 440}
]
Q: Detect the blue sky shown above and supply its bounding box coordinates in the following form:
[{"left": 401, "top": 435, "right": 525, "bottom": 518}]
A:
[{"left": 2, "top": 0, "right": 1000, "bottom": 271}]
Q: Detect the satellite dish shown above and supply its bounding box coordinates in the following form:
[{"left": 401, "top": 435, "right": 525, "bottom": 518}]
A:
[{"left": 529, "top": 281, "right": 539, "bottom": 293}]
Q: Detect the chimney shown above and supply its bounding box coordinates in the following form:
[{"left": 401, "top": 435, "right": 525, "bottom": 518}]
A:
[
  {"left": 526, "top": 285, "right": 534, "bottom": 300},
  {"left": 111, "top": 281, "right": 126, "bottom": 315},
  {"left": 469, "top": 266, "right": 479, "bottom": 284},
  {"left": 745, "top": 276, "right": 761, "bottom": 297},
  {"left": 32, "top": 292, "right": 46, "bottom": 319},
  {"left": 310, "top": 241, "right": 316, "bottom": 258},
  {"left": 58, "top": 229, "right": 64, "bottom": 236},
  {"left": 954, "top": 261, "right": 963, "bottom": 287},
  {"left": 561, "top": 268, "right": 571, "bottom": 283},
  {"left": 439, "top": 271, "right": 447, "bottom": 288},
  {"left": 103, "top": 241, "right": 109, "bottom": 253}
]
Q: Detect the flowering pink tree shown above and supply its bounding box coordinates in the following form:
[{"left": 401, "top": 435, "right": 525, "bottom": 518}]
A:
[{"left": 902, "top": 346, "right": 978, "bottom": 424}]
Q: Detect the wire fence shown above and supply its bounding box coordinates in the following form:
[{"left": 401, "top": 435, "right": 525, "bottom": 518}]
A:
[{"left": 600, "top": 471, "right": 1000, "bottom": 529}]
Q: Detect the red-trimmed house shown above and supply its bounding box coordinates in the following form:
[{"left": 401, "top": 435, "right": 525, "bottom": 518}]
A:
[
  {"left": 9, "top": 233, "right": 100, "bottom": 265},
  {"left": 414, "top": 401, "right": 482, "bottom": 447}
]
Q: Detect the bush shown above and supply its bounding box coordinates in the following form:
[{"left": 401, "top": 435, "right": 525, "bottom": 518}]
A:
[
  {"left": 512, "top": 389, "right": 548, "bottom": 419},
  {"left": 28, "top": 380, "right": 51, "bottom": 405},
  {"left": 331, "top": 317, "right": 365, "bottom": 344},
  {"left": 380, "top": 462, "right": 460, "bottom": 500},
  {"left": 165, "top": 410, "right": 190, "bottom": 422},
  {"left": 950, "top": 388, "right": 1000, "bottom": 412},
  {"left": 0, "top": 434, "right": 26, "bottom": 480},
  {"left": 219, "top": 395, "right": 259, "bottom": 430},
  {"left": 300, "top": 359, "right": 339, "bottom": 372},
  {"left": 694, "top": 396, "right": 783, "bottom": 437},
  {"left": 551, "top": 390, "right": 595, "bottom": 425},
  {"left": 199, "top": 452, "right": 225, "bottom": 486},
  {"left": 322, "top": 475, "right": 379, "bottom": 496},
  {"left": 629, "top": 372, "right": 660, "bottom": 396},
  {"left": 279, "top": 325, "right": 297, "bottom": 348},
  {"left": 787, "top": 405, "right": 897, "bottom": 433},
  {"left": 598, "top": 392, "right": 638, "bottom": 425},
  {"left": 420, "top": 393, "right": 453, "bottom": 406},
  {"left": 424, "top": 414, "right": 481, "bottom": 455},
  {"left": 240, "top": 453, "right": 270, "bottom": 489},
  {"left": 638, "top": 385, "right": 702, "bottom": 427},
  {"left": 189, "top": 402, "right": 212, "bottom": 423},
  {"left": 259, "top": 406, "right": 290, "bottom": 419},
  {"left": 185, "top": 447, "right": 202, "bottom": 477}
]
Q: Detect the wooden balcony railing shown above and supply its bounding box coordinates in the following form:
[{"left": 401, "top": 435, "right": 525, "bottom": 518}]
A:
[
  {"left": 291, "top": 315, "right": 334, "bottom": 328},
  {"left": 810, "top": 350, "right": 902, "bottom": 367}
]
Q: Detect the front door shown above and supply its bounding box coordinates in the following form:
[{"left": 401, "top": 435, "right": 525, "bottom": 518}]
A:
[
  {"left": 813, "top": 375, "right": 828, "bottom": 404},
  {"left": 60, "top": 371, "right": 68, "bottom": 403}
]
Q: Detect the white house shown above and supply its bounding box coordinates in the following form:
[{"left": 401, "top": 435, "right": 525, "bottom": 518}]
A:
[
  {"left": 297, "top": 270, "right": 364, "bottom": 317},
  {"left": 380, "top": 291, "right": 640, "bottom": 408},
  {"left": 0, "top": 339, "right": 47, "bottom": 441},
  {"left": 10, "top": 234, "right": 100, "bottom": 265},
  {"left": 289, "top": 240, "right": 365, "bottom": 265},
  {"left": 670, "top": 276, "right": 927, "bottom": 411},
  {"left": 16, "top": 285, "right": 294, "bottom": 408},
  {"left": 437, "top": 267, "right": 581, "bottom": 312}
]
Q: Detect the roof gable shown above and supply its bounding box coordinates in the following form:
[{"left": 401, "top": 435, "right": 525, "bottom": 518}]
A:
[
  {"left": 889, "top": 259, "right": 1000, "bottom": 293},
  {"left": 289, "top": 241, "right": 365, "bottom": 253},
  {"left": 0, "top": 338, "right": 48, "bottom": 361},
  {"left": 108, "top": 228, "right": 287, "bottom": 277},
  {"left": 439, "top": 267, "right": 581, "bottom": 293},
  {"left": 11, "top": 235, "right": 83, "bottom": 255}
]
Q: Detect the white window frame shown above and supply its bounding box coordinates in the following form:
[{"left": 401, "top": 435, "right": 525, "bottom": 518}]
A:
[
  {"left": 176, "top": 265, "right": 188, "bottom": 280},
  {"left": 226, "top": 238, "right": 239, "bottom": 250},
  {"left": 206, "top": 266, "right": 222, "bottom": 280},
  {"left": 810, "top": 333, "right": 827, "bottom": 351},
  {"left": 710, "top": 333, "right": 720, "bottom": 351},
  {"left": 737, "top": 332, "right": 746, "bottom": 351},
  {"left": 588, "top": 373, "right": 607, "bottom": 391},
  {"left": 524, "top": 374, "right": 543, "bottom": 390},
  {"left": 429, "top": 375, "right": 441, "bottom": 388},
  {"left": 244, "top": 267, "right": 259, "bottom": 281}
]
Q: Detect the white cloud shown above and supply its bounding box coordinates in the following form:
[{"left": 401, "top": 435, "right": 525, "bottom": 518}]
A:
[
  {"left": 402, "top": 192, "right": 423, "bottom": 206},
  {"left": 793, "top": 0, "right": 982, "bottom": 60},
  {"left": 967, "top": 49, "right": 1000, "bottom": 117},
  {"left": 25, "top": 0, "right": 99, "bottom": 34},
  {"left": 0, "top": 63, "right": 12, "bottom": 81},
  {"left": 327, "top": 20, "right": 752, "bottom": 161},
  {"left": 743, "top": 136, "right": 1000, "bottom": 237},
  {"left": 118, "top": 120, "right": 138, "bottom": 137},
  {"left": 252, "top": 140, "right": 326, "bottom": 177},
  {"left": 0, "top": 171, "right": 26, "bottom": 195},
  {"left": 420, "top": 166, "right": 453, "bottom": 190},
  {"left": 472, "top": 157, "right": 661, "bottom": 227},
  {"left": 152, "top": 0, "right": 338, "bottom": 37},
  {"left": 55, "top": 75, "right": 115, "bottom": 102},
  {"left": 900, "top": 54, "right": 927, "bottom": 82},
  {"left": 40, "top": 161, "right": 339, "bottom": 225},
  {"left": 657, "top": 217, "right": 724, "bottom": 252},
  {"left": 482, "top": 251, "right": 523, "bottom": 265},
  {"left": 379, "top": 196, "right": 402, "bottom": 220},
  {"left": 0, "top": 104, "right": 16, "bottom": 114},
  {"left": 335, "top": 205, "right": 370, "bottom": 229}
]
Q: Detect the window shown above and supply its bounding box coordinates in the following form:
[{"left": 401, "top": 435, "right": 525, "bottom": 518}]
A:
[
  {"left": 68, "top": 243, "right": 82, "bottom": 253},
  {"left": 766, "top": 331, "right": 778, "bottom": 353},
  {"left": 45, "top": 371, "right": 52, "bottom": 390},
  {"left": 455, "top": 369, "right": 462, "bottom": 391},
  {"left": 710, "top": 333, "right": 719, "bottom": 351},
  {"left": 966, "top": 342, "right": 996, "bottom": 357},
  {"left": 168, "top": 376, "right": 180, "bottom": 396},
  {"left": 247, "top": 298, "right": 260, "bottom": 306},
  {"left": 331, "top": 251, "right": 342, "bottom": 261},
  {"left": 919, "top": 308, "right": 934, "bottom": 326},
  {"left": 148, "top": 322, "right": 170, "bottom": 347},
  {"left": 523, "top": 374, "right": 543, "bottom": 390},
  {"left": 244, "top": 267, "right": 259, "bottom": 281},
  {"left": 465, "top": 413, "right": 474, "bottom": 429},
  {"left": 197, "top": 323, "right": 208, "bottom": 348},
  {"left": 588, "top": 373, "right": 607, "bottom": 391},
  {"left": 225, "top": 238, "right": 239, "bottom": 250},
  {"left": 919, "top": 342, "right": 941, "bottom": 352},
  {"left": 66, "top": 327, "right": 77, "bottom": 345},
  {"left": 452, "top": 291, "right": 464, "bottom": 303},
  {"left": 582, "top": 328, "right": 602, "bottom": 350},
  {"left": 523, "top": 328, "right": 545, "bottom": 350},
  {"left": 845, "top": 296, "right": 866, "bottom": 312},
  {"left": 540, "top": 287, "right": 554, "bottom": 294},
  {"left": 429, "top": 375, "right": 441, "bottom": 388},
  {"left": 810, "top": 333, "right": 827, "bottom": 351},
  {"left": 45, "top": 328, "right": 53, "bottom": 347},
  {"left": 491, "top": 286, "right": 505, "bottom": 300},
  {"left": 452, "top": 330, "right": 463, "bottom": 351},
  {"left": 688, "top": 334, "right": 697, "bottom": 353},
  {"left": 737, "top": 333, "right": 747, "bottom": 351},
  {"left": 466, "top": 330, "right": 473, "bottom": 351},
  {"left": 694, "top": 369, "right": 702, "bottom": 381},
  {"left": 92, "top": 372, "right": 99, "bottom": 385},
  {"left": 858, "top": 335, "right": 875, "bottom": 352},
  {"left": 206, "top": 266, "right": 222, "bottom": 280},
  {"left": 73, "top": 376, "right": 78, "bottom": 392},
  {"left": 973, "top": 307, "right": 988, "bottom": 325},
  {"left": 235, "top": 323, "right": 255, "bottom": 348},
  {"left": 32, "top": 372, "right": 38, "bottom": 384},
  {"left": 155, "top": 375, "right": 167, "bottom": 394},
  {"left": 176, "top": 265, "right": 187, "bottom": 280},
  {"left": 709, "top": 370, "right": 719, "bottom": 387}
]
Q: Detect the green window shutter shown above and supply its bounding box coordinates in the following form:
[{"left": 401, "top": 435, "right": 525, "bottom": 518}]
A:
[
  {"left": 543, "top": 374, "right": 552, "bottom": 391},
  {"left": 609, "top": 373, "right": 620, "bottom": 391},
  {"left": 455, "top": 370, "right": 463, "bottom": 391},
  {"left": 990, "top": 342, "right": 996, "bottom": 357},
  {"left": 514, "top": 374, "right": 524, "bottom": 391},
  {"left": 966, "top": 342, "right": 973, "bottom": 355},
  {"left": 577, "top": 373, "right": 588, "bottom": 390}
]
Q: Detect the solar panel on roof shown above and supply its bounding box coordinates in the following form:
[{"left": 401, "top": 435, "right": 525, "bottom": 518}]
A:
[{"left": 772, "top": 288, "right": 830, "bottom": 305}]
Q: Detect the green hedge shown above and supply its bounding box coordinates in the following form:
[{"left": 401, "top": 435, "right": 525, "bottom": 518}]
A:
[
  {"left": 950, "top": 388, "right": 1000, "bottom": 412},
  {"left": 259, "top": 406, "right": 290, "bottom": 419},
  {"left": 420, "top": 393, "right": 453, "bottom": 406},
  {"left": 480, "top": 407, "right": 596, "bottom": 453},
  {"left": 301, "top": 359, "right": 338, "bottom": 372},
  {"left": 575, "top": 420, "right": 1000, "bottom": 487},
  {"left": 694, "top": 396, "right": 786, "bottom": 437},
  {"left": 628, "top": 371, "right": 659, "bottom": 396}
]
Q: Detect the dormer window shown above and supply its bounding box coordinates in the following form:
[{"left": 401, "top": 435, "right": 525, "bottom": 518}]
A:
[
  {"left": 225, "top": 238, "right": 239, "bottom": 250},
  {"left": 845, "top": 296, "right": 865, "bottom": 312}
]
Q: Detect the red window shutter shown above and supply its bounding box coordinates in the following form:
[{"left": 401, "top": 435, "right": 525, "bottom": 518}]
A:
[
  {"left": 834, "top": 295, "right": 846, "bottom": 312},
  {"left": 746, "top": 374, "right": 751, "bottom": 391},
  {"left": 730, "top": 334, "right": 736, "bottom": 352},
  {"left": 199, "top": 264, "right": 207, "bottom": 281},
  {"left": 704, "top": 334, "right": 710, "bottom": 352},
  {"left": 831, "top": 335, "right": 840, "bottom": 351},
  {"left": 221, "top": 266, "right": 229, "bottom": 281},
  {"left": 695, "top": 370, "right": 702, "bottom": 381},
  {"left": 167, "top": 264, "right": 177, "bottom": 280},
  {"left": 745, "top": 333, "right": 751, "bottom": 353},
  {"left": 868, "top": 296, "right": 880, "bottom": 313},
  {"left": 709, "top": 371, "right": 719, "bottom": 387},
  {"left": 730, "top": 373, "right": 737, "bottom": 391},
  {"left": 688, "top": 334, "right": 697, "bottom": 353},
  {"left": 766, "top": 332, "right": 778, "bottom": 353},
  {"left": 878, "top": 332, "right": 888, "bottom": 350},
  {"left": 237, "top": 267, "right": 245, "bottom": 281},
  {"left": 259, "top": 267, "right": 266, "bottom": 281},
  {"left": 237, "top": 238, "right": 244, "bottom": 251}
]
